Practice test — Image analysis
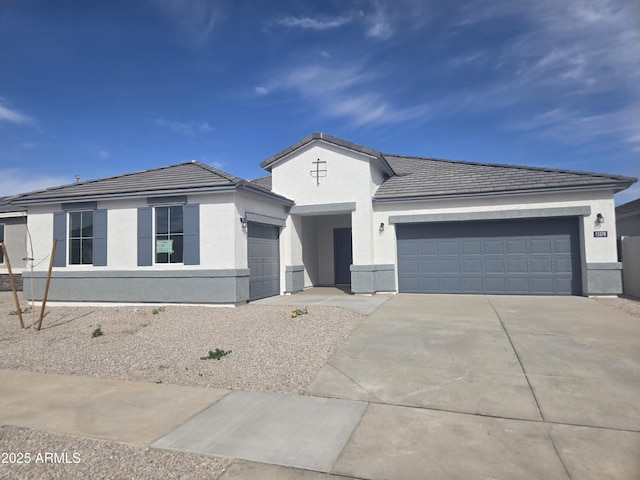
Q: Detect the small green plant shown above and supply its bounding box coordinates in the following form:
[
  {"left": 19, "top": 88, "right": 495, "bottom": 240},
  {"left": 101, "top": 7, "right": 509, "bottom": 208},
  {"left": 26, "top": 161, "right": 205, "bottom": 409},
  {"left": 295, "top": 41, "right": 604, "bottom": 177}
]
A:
[
  {"left": 9, "top": 306, "right": 31, "bottom": 316},
  {"left": 91, "top": 325, "right": 103, "bottom": 338},
  {"left": 152, "top": 306, "right": 166, "bottom": 315},
  {"left": 291, "top": 307, "right": 308, "bottom": 318},
  {"left": 200, "top": 348, "right": 232, "bottom": 361},
  {"left": 155, "top": 380, "right": 163, "bottom": 384}
]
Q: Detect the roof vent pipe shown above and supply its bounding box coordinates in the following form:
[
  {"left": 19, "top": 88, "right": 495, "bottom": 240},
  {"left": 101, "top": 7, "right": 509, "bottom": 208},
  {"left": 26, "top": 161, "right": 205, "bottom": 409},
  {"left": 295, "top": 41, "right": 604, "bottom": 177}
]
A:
[{"left": 75, "top": 175, "right": 80, "bottom": 184}]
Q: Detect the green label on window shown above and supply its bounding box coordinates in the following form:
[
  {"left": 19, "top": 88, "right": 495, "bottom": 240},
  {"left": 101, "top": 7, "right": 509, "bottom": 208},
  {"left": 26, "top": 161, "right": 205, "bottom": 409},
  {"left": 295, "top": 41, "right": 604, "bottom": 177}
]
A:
[{"left": 156, "top": 239, "right": 174, "bottom": 254}]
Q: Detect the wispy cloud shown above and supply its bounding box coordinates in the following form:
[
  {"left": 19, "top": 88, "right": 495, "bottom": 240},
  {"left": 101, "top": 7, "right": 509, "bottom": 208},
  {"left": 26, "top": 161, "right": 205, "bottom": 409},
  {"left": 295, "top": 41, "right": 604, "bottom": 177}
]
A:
[
  {"left": 364, "top": 1, "right": 393, "bottom": 39},
  {"left": 0, "top": 169, "right": 70, "bottom": 197},
  {"left": 276, "top": 15, "right": 354, "bottom": 30},
  {"left": 0, "top": 100, "right": 33, "bottom": 125},
  {"left": 271, "top": 63, "right": 428, "bottom": 126},
  {"left": 148, "top": 0, "right": 222, "bottom": 44},
  {"left": 254, "top": 86, "right": 269, "bottom": 96},
  {"left": 154, "top": 118, "right": 213, "bottom": 136},
  {"left": 272, "top": 1, "right": 396, "bottom": 40},
  {"left": 98, "top": 150, "right": 109, "bottom": 159},
  {"left": 440, "top": 0, "right": 640, "bottom": 154}
]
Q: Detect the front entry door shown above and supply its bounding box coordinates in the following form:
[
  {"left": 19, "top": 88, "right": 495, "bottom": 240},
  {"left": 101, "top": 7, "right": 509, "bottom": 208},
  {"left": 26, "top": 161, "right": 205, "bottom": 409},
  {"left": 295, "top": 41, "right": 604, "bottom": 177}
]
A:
[{"left": 334, "top": 228, "right": 352, "bottom": 285}]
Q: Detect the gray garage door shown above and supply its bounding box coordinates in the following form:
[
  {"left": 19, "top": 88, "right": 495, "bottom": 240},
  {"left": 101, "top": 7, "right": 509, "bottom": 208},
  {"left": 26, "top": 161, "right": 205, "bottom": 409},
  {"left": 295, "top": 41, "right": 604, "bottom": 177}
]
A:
[
  {"left": 248, "top": 222, "right": 280, "bottom": 301},
  {"left": 397, "top": 218, "right": 581, "bottom": 295}
]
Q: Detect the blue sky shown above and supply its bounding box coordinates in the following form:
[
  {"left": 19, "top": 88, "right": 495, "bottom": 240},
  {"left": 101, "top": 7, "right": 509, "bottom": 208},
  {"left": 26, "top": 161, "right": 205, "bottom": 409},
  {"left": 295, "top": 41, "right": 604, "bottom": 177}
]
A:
[{"left": 1, "top": 0, "right": 639, "bottom": 204}]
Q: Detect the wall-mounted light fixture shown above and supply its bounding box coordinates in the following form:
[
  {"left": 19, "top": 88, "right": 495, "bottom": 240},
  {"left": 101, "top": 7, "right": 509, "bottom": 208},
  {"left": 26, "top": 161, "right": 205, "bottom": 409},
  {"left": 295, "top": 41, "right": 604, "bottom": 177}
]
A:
[
  {"left": 240, "top": 216, "right": 247, "bottom": 229},
  {"left": 596, "top": 213, "right": 605, "bottom": 225},
  {"left": 379, "top": 222, "right": 385, "bottom": 233}
]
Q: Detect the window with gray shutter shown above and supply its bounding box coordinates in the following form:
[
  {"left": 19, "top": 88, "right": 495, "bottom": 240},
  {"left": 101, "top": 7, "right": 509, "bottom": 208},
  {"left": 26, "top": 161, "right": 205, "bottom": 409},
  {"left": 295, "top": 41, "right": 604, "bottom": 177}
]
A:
[
  {"left": 93, "top": 209, "right": 108, "bottom": 266},
  {"left": 53, "top": 212, "right": 67, "bottom": 267},
  {"left": 183, "top": 204, "right": 200, "bottom": 265},
  {"left": 137, "top": 207, "right": 153, "bottom": 266}
]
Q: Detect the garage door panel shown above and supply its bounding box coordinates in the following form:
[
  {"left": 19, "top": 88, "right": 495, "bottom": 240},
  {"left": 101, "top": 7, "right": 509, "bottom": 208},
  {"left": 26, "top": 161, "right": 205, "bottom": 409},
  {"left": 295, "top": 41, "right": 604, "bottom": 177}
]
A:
[
  {"left": 439, "top": 242, "right": 459, "bottom": 255},
  {"left": 485, "top": 277, "right": 506, "bottom": 293},
  {"left": 420, "top": 242, "right": 438, "bottom": 255},
  {"left": 440, "top": 259, "right": 460, "bottom": 273},
  {"left": 462, "top": 240, "right": 482, "bottom": 254},
  {"left": 531, "top": 277, "right": 554, "bottom": 294},
  {"left": 421, "top": 259, "right": 438, "bottom": 273},
  {"left": 484, "top": 239, "right": 504, "bottom": 254},
  {"left": 506, "top": 239, "right": 527, "bottom": 254},
  {"left": 505, "top": 277, "right": 529, "bottom": 294},
  {"left": 441, "top": 277, "right": 462, "bottom": 292},
  {"left": 484, "top": 258, "right": 505, "bottom": 273},
  {"left": 462, "top": 258, "right": 482, "bottom": 273},
  {"left": 554, "top": 258, "right": 573, "bottom": 274},
  {"left": 530, "top": 258, "right": 553, "bottom": 273},
  {"left": 507, "top": 258, "right": 528, "bottom": 273},
  {"left": 530, "top": 238, "right": 552, "bottom": 254},
  {"left": 396, "top": 218, "right": 581, "bottom": 295},
  {"left": 553, "top": 238, "right": 572, "bottom": 253}
]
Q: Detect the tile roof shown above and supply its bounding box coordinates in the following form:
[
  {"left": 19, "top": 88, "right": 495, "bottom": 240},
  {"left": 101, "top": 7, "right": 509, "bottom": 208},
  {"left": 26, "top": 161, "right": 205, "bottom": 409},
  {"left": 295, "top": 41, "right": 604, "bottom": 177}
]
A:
[
  {"left": 260, "top": 132, "right": 396, "bottom": 177},
  {"left": 374, "top": 154, "right": 637, "bottom": 201},
  {"left": 11, "top": 161, "right": 291, "bottom": 205},
  {"left": 250, "top": 175, "right": 272, "bottom": 191},
  {"left": 0, "top": 197, "right": 25, "bottom": 214},
  {"left": 616, "top": 197, "right": 640, "bottom": 216}
]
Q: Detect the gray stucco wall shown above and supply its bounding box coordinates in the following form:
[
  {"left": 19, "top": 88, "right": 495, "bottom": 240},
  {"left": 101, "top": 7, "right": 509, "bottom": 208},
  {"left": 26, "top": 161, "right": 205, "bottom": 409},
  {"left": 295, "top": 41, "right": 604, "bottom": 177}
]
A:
[
  {"left": 285, "top": 265, "right": 305, "bottom": 293},
  {"left": 350, "top": 264, "right": 395, "bottom": 294},
  {"left": 584, "top": 263, "right": 623, "bottom": 296},
  {"left": 21, "top": 269, "right": 250, "bottom": 304}
]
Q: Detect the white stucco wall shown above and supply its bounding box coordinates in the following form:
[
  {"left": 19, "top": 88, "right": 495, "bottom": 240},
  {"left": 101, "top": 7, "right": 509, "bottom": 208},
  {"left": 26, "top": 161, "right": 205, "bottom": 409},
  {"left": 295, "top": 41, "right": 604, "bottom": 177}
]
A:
[
  {"left": 24, "top": 191, "right": 283, "bottom": 273},
  {"left": 270, "top": 141, "right": 387, "bottom": 268}
]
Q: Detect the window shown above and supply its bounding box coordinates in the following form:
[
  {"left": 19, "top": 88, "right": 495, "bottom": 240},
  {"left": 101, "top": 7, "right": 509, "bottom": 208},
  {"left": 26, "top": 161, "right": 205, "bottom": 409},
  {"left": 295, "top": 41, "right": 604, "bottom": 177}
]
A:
[
  {"left": 0, "top": 224, "right": 4, "bottom": 263},
  {"left": 155, "top": 205, "right": 183, "bottom": 263},
  {"left": 69, "top": 211, "right": 93, "bottom": 265}
]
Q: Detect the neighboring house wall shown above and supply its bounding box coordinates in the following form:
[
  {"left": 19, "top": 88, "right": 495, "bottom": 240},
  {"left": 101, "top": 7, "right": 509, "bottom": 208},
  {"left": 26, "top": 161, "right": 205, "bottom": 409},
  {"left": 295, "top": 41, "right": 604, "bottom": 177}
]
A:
[
  {"left": 0, "top": 215, "right": 28, "bottom": 291},
  {"left": 620, "top": 236, "right": 640, "bottom": 298},
  {"left": 617, "top": 213, "right": 640, "bottom": 237},
  {"left": 621, "top": 236, "right": 640, "bottom": 298},
  {"left": 373, "top": 189, "right": 621, "bottom": 295}
]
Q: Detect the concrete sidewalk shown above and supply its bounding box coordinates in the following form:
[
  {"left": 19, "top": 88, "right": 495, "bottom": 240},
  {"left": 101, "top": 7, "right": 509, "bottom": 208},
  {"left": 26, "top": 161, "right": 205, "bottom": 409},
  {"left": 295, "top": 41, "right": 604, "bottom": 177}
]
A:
[
  {"left": 250, "top": 286, "right": 391, "bottom": 315},
  {"left": 1, "top": 294, "right": 639, "bottom": 479}
]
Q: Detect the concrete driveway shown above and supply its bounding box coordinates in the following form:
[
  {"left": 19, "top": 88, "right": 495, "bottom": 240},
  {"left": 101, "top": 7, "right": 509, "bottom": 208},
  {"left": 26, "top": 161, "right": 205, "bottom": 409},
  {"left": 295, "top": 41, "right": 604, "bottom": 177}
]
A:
[{"left": 306, "top": 294, "right": 640, "bottom": 480}]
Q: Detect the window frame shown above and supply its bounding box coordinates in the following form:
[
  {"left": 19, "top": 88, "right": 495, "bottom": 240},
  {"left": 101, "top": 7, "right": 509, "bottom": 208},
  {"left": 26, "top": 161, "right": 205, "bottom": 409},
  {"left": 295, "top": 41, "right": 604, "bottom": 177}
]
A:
[
  {"left": 68, "top": 210, "right": 94, "bottom": 265},
  {"left": 153, "top": 204, "right": 185, "bottom": 265}
]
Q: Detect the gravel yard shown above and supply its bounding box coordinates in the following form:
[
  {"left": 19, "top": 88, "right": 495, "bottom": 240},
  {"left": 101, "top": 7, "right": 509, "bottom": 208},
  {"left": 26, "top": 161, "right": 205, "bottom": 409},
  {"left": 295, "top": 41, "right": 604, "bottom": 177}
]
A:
[
  {"left": 0, "top": 291, "right": 363, "bottom": 479},
  {"left": 0, "top": 426, "right": 232, "bottom": 480},
  {"left": 0, "top": 292, "right": 363, "bottom": 394}
]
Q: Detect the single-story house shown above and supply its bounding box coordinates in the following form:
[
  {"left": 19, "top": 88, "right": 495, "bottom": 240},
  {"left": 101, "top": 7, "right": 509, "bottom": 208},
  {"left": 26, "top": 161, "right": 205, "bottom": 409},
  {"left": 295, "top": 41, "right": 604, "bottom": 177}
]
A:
[
  {"left": 0, "top": 197, "right": 27, "bottom": 291},
  {"left": 8, "top": 133, "right": 637, "bottom": 303},
  {"left": 616, "top": 197, "right": 640, "bottom": 237}
]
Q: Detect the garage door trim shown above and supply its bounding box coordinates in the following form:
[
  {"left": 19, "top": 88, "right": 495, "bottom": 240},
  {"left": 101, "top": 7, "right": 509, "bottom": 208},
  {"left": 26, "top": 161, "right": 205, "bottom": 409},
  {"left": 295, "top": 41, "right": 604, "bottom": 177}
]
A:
[{"left": 389, "top": 206, "right": 590, "bottom": 225}]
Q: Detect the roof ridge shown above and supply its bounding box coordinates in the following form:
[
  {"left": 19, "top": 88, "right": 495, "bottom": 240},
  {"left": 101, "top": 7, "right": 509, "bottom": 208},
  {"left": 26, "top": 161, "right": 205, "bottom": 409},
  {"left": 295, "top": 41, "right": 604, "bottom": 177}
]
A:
[
  {"left": 190, "top": 160, "right": 241, "bottom": 184},
  {"left": 383, "top": 153, "right": 634, "bottom": 181}
]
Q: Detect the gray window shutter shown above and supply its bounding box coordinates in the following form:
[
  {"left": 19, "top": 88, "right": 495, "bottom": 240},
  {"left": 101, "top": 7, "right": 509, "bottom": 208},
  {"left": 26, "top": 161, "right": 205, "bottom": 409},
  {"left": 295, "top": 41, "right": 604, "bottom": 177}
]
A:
[
  {"left": 137, "top": 207, "right": 153, "bottom": 266},
  {"left": 93, "top": 209, "right": 108, "bottom": 266},
  {"left": 53, "top": 212, "right": 66, "bottom": 267},
  {"left": 183, "top": 204, "right": 200, "bottom": 265}
]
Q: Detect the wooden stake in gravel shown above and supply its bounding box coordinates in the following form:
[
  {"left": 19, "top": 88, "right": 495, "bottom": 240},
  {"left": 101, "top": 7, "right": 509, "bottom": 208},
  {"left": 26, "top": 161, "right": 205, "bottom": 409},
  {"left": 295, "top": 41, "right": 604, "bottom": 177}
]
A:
[
  {"left": 1, "top": 242, "right": 24, "bottom": 329},
  {"left": 37, "top": 239, "right": 56, "bottom": 331}
]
